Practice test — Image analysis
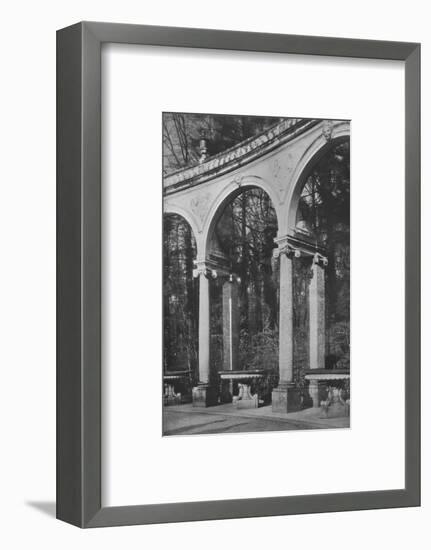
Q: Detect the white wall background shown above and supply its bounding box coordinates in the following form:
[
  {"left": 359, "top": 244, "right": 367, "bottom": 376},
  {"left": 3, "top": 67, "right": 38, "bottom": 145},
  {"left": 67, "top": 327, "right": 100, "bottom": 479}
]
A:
[{"left": 0, "top": 1, "right": 428, "bottom": 548}]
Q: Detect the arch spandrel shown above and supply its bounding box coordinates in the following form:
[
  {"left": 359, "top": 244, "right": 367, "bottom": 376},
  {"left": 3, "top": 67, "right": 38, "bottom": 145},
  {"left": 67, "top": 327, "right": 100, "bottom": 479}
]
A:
[
  {"left": 164, "top": 172, "right": 283, "bottom": 262},
  {"left": 163, "top": 118, "right": 350, "bottom": 254}
]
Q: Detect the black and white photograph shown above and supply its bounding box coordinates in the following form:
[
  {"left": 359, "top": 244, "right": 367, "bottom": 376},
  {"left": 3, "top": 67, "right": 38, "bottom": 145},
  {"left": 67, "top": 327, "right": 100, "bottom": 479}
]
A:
[{"left": 163, "top": 113, "right": 351, "bottom": 435}]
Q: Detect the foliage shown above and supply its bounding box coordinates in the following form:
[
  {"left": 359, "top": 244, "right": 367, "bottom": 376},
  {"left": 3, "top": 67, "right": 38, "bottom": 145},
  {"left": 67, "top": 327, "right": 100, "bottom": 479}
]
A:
[
  {"left": 298, "top": 141, "right": 350, "bottom": 363},
  {"left": 215, "top": 188, "right": 279, "bottom": 336},
  {"left": 163, "top": 214, "right": 198, "bottom": 379},
  {"left": 239, "top": 329, "right": 279, "bottom": 372},
  {"left": 163, "top": 112, "right": 283, "bottom": 174}
]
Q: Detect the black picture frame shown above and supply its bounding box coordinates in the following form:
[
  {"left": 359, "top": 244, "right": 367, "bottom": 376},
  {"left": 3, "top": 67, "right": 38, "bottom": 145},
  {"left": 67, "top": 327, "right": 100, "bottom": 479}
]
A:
[{"left": 57, "top": 21, "right": 420, "bottom": 528}]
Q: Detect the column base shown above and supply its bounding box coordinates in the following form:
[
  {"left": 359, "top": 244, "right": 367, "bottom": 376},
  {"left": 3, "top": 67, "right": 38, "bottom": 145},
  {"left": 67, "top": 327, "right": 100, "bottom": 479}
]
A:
[
  {"left": 192, "top": 384, "right": 218, "bottom": 407},
  {"left": 271, "top": 384, "right": 302, "bottom": 413}
]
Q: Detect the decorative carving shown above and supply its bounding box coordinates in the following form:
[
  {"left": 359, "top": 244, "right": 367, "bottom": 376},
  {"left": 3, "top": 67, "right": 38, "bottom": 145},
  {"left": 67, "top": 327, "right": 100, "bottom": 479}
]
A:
[
  {"left": 320, "top": 386, "right": 350, "bottom": 418},
  {"left": 274, "top": 234, "right": 328, "bottom": 261},
  {"left": 273, "top": 242, "right": 301, "bottom": 259},
  {"left": 199, "top": 138, "right": 209, "bottom": 164},
  {"left": 232, "top": 383, "right": 259, "bottom": 409},
  {"left": 163, "top": 384, "right": 182, "bottom": 406},
  {"left": 272, "top": 158, "right": 281, "bottom": 180},
  {"left": 190, "top": 192, "right": 211, "bottom": 228},
  {"left": 163, "top": 119, "right": 316, "bottom": 189},
  {"left": 192, "top": 261, "right": 217, "bottom": 279},
  {"left": 312, "top": 252, "right": 329, "bottom": 267},
  {"left": 233, "top": 175, "right": 244, "bottom": 187},
  {"left": 322, "top": 120, "right": 334, "bottom": 142},
  {"left": 271, "top": 154, "right": 294, "bottom": 195}
]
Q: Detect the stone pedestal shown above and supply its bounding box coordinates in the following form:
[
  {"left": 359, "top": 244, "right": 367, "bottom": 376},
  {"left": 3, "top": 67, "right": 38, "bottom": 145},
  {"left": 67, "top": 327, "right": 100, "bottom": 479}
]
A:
[
  {"left": 308, "top": 379, "right": 333, "bottom": 408},
  {"left": 308, "top": 379, "right": 320, "bottom": 408},
  {"left": 305, "top": 370, "right": 350, "bottom": 413},
  {"left": 164, "top": 383, "right": 182, "bottom": 406},
  {"left": 233, "top": 383, "right": 258, "bottom": 409},
  {"left": 192, "top": 384, "right": 218, "bottom": 407},
  {"left": 271, "top": 384, "right": 302, "bottom": 413},
  {"left": 320, "top": 387, "right": 350, "bottom": 418}
]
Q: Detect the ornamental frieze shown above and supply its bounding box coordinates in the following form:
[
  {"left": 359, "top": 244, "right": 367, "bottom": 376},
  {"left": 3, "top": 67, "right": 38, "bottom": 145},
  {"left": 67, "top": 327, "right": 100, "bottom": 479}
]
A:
[{"left": 163, "top": 118, "right": 315, "bottom": 191}]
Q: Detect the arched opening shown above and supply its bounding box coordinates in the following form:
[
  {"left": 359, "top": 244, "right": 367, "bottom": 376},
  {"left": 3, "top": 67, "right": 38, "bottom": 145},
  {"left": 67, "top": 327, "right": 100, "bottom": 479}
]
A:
[
  {"left": 294, "top": 139, "right": 350, "bottom": 378},
  {"left": 207, "top": 186, "right": 279, "bottom": 402},
  {"left": 163, "top": 213, "right": 198, "bottom": 397}
]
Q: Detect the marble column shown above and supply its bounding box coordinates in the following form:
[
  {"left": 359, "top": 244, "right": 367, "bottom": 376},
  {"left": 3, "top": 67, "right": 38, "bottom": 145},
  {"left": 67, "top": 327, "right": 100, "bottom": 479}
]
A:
[
  {"left": 272, "top": 237, "right": 302, "bottom": 412},
  {"left": 222, "top": 276, "right": 240, "bottom": 372},
  {"left": 198, "top": 271, "right": 210, "bottom": 384},
  {"left": 309, "top": 253, "right": 327, "bottom": 370},
  {"left": 192, "top": 263, "right": 218, "bottom": 407},
  {"left": 308, "top": 253, "right": 327, "bottom": 407},
  {"left": 220, "top": 276, "right": 240, "bottom": 402}
]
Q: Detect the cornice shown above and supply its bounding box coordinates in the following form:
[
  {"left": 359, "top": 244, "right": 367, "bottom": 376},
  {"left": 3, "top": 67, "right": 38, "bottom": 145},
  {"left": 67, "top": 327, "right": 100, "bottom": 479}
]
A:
[{"left": 163, "top": 118, "right": 321, "bottom": 194}]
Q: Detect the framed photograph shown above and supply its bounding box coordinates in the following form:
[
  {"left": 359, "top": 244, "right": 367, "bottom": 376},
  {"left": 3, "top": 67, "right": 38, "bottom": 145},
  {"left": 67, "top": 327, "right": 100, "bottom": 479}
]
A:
[{"left": 57, "top": 21, "right": 420, "bottom": 527}]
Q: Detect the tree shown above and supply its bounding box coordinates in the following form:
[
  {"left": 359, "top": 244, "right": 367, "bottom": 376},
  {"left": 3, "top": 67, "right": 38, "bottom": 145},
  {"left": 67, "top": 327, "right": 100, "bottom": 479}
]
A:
[
  {"left": 163, "top": 112, "right": 283, "bottom": 174},
  {"left": 297, "top": 140, "right": 350, "bottom": 369},
  {"left": 163, "top": 215, "right": 198, "bottom": 379},
  {"left": 214, "top": 188, "right": 279, "bottom": 369}
]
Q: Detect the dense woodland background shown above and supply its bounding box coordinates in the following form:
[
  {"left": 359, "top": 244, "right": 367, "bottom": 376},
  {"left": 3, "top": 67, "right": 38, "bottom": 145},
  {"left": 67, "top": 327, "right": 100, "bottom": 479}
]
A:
[
  {"left": 163, "top": 113, "right": 350, "bottom": 389},
  {"left": 163, "top": 112, "right": 283, "bottom": 174}
]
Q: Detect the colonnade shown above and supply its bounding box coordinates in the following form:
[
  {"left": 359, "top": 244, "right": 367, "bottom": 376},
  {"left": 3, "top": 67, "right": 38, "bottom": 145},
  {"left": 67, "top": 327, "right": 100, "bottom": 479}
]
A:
[{"left": 192, "top": 234, "right": 327, "bottom": 412}]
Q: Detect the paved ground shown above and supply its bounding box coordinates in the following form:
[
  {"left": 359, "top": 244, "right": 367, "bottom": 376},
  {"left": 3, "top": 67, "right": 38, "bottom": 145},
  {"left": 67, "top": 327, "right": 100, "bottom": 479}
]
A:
[{"left": 163, "top": 403, "right": 349, "bottom": 436}]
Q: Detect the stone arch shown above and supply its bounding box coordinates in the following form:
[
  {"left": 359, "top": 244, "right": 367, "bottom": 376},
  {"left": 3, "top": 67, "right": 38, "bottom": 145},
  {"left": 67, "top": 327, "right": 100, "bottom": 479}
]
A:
[
  {"left": 163, "top": 203, "right": 202, "bottom": 258},
  {"left": 202, "top": 175, "right": 281, "bottom": 258},
  {"left": 282, "top": 121, "right": 350, "bottom": 235},
  {"left": 163, "top": 209, "right": 199, "bottom": 383}
]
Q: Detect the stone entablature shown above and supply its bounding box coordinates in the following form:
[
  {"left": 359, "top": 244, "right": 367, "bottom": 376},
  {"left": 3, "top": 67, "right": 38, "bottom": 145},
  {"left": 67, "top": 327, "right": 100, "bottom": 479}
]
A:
[
  {"left": 273, "top": 234, "right": 327, "bottom": 261},
  {"left": 163, "top": 118, "right": 319, "bottom": 193}
]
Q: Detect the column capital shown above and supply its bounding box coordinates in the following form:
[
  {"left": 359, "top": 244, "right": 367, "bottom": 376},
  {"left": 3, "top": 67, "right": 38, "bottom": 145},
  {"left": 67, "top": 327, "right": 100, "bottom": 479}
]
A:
[
  {"left": 274, "top": 234, "right": 328, "bottom": 264},
  {"left": 192, "top": 260, "right": 217, "bottom": 279},
  {"left": 273, "top": 235, "right": 301, "bottom": 260},
  {"left": 312, "top": 252, "right": 329, "bottom": 267},
  {"left": 193, "top": 258, "right": 234, "bottom": 279}
]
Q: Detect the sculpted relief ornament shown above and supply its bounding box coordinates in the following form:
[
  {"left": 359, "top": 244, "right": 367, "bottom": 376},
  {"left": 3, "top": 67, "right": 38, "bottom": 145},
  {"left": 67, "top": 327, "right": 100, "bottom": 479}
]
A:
[
  {"left": 322, "top": 120, "right": 334, "bottom": 142},
  {"left": 233, "top": 175, "right": 245, "bottom": 188},
  {"left": 313, "top": 252, "right": 329, "bottom": 267},
  {"left": 273, "top": 241, "right": 301, "bottom": 259}
]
